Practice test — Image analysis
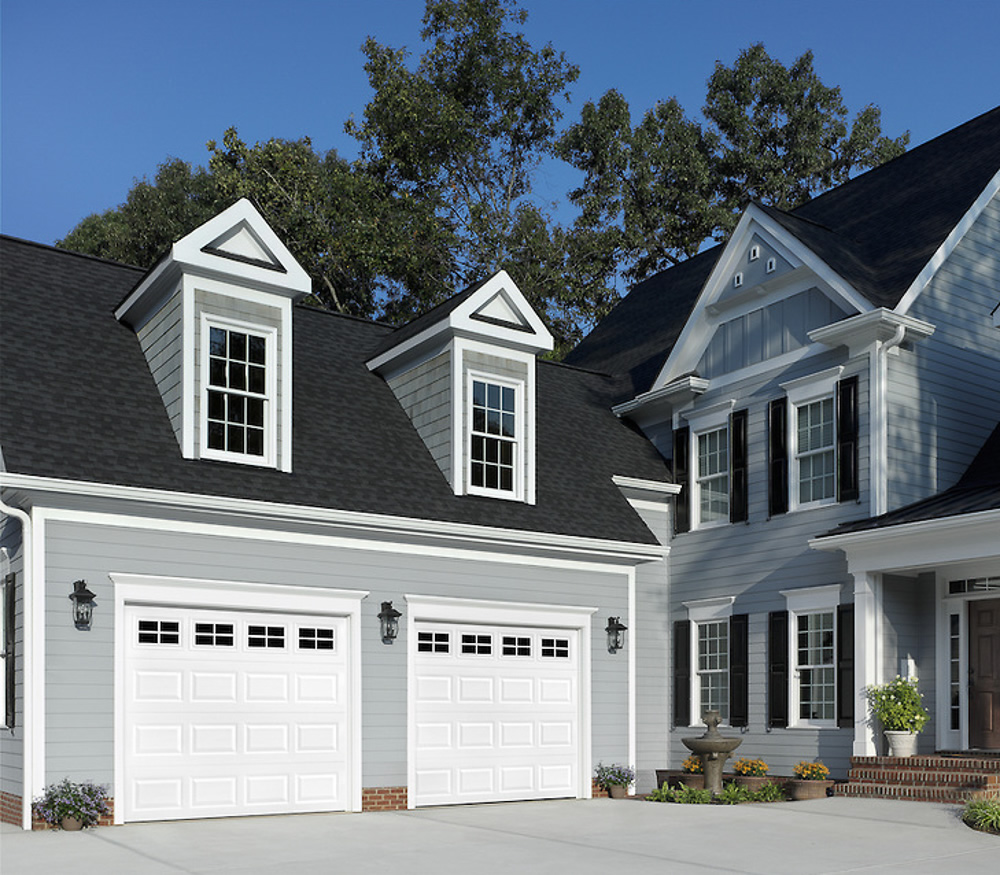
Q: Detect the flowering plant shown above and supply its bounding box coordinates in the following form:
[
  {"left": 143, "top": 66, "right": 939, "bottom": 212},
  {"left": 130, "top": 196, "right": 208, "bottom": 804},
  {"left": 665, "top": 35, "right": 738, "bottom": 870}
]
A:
[
  {"left": 594, "top": 762, "right": 635, "bottom": 788},
  {"left": 793, "top": 761, "right": 830, "bottom": 781},
  {"left": 681, "top": 755, "right": 703, "bottom": 774},
  {"left": 732, "top": 757, "right": 769, "bottom": 777},
  {"left": 866, "top": 676, "right": 929, "bottom": 732},
  {"left": 32, "top": 778, "right": 109, "bottom": 828}
]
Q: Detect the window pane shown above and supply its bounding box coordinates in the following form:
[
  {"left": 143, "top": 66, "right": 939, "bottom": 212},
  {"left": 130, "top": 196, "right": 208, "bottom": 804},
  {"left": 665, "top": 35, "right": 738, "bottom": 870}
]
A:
[
  {"left": 248, "top": 335, "right": 266, "bottom": 364},
  {"left": 210, "top": 327, "right": 227, "bottom": 357},
  {"left": 230, "top": 331, "right": 247, "bottom": 362}
]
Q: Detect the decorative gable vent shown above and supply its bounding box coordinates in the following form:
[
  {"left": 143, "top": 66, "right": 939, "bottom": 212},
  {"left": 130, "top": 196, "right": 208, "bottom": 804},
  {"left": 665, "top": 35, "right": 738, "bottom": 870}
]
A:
[
  {"left": 367, "top": 271, "right": 552, "bottom": 504},
  {"left": 115, "top": 200, "right": 311, "bottom": 472}
]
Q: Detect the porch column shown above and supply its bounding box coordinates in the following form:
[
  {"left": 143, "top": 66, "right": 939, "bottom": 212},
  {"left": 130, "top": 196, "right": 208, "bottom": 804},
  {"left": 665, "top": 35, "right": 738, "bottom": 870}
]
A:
[{"left": 852, "top": 571, "right": 881, "bottom": 756}]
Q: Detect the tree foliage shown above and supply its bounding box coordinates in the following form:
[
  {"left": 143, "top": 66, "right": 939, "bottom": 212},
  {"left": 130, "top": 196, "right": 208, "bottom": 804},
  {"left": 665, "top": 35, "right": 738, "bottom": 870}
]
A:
[
  {"left": 57, "top": 6, "right": 908, "bottom": 356},
  {"left": 557, "top": 43, "right": 909, "bottom": 293}
]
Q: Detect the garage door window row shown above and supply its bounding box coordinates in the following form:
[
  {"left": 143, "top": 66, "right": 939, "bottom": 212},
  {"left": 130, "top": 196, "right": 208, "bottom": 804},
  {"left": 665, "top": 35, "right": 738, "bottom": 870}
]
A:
[
  {"left": 135, "top": 618, "right": 336, "bottom": 652},
  {"left": 418, "top": 629, "right": 571, "bottom": 659}
]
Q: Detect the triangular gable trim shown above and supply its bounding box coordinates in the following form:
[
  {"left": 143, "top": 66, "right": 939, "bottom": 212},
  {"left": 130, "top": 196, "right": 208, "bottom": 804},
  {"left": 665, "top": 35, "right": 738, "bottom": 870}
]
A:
[
  {"left": 471, "top": 289, "right": 531, "bottom": 331},
  {"left": 202, "top": 220, "right": 287, "bottom": 274},
  {"left": 650, "top": 204, "right": 872, "bottom": 391},
  {"left": 895, "top": 168, "right": 1000, "bottom": 316}
]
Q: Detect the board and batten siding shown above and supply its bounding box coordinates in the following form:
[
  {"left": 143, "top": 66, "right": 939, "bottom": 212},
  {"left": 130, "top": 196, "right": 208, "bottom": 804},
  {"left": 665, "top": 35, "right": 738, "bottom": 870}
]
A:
[
  {"left": 890, "top": 192, "right": 1000, "bottom": 508},
  {"left": 41, "top": 517, "right": 631, "bottom": 790},
  {"left": 136, "top": 289, "right": 184, "bottom": 451},
  {"left": 0, "top": 522, "right": 24, "bottom": 796},
  {"left": 650, "top": 348, "right": 868, "bottom": 779},
  {"left": 387, "top": 351, "right": 452, "bottom": 481}
]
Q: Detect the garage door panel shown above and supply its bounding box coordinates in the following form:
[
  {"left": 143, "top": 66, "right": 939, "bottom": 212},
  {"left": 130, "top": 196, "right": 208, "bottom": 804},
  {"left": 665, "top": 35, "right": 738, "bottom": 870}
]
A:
[
  {"left": 124, "top": 606, "right": 350, "bottom": 822},
  {"left": 413, "top": 621, "right": 581, "bottom": 807}
]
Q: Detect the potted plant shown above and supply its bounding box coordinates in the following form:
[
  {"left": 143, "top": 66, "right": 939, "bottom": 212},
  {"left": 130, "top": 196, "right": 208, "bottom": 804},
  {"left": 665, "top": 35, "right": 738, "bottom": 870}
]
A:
[
  {"left": 732, "top": 757, "right": 771, "bottom": 792},
  {"left": 32, "top": 778, "right": 109, "bottom": 830},
  {"left": 678, "top": 755, "right": 705, "bottom": 790},
  {"left": 787, "top": 761, "right": 833, "bottom": 800},
  {"left": 866, "top": 676, "right": 929, "bottom": 757},
  {"left": 594, "top": 762, "right": 635, "bottom": 798}
]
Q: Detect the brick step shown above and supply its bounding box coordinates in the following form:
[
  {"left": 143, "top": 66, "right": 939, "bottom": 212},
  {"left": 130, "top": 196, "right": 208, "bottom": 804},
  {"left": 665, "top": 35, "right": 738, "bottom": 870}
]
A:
[
  {"left": 848, "top": 767, "right": 1000, "bottom": 787},
  {"left": 835, "top": 782, "right": 997, "bottom": 804},
  {"left": 850, "top": 755, "right": 1000, "bottom": 772}
]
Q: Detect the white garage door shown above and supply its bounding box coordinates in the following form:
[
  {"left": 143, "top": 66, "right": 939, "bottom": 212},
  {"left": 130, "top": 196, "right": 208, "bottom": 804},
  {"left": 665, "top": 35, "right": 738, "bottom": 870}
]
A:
[
  {"left": 413, "top": 621, "right": 580, "bottom": 806},
  {"left": 123, "top": 605, "right": 351, "bottom": 822}
]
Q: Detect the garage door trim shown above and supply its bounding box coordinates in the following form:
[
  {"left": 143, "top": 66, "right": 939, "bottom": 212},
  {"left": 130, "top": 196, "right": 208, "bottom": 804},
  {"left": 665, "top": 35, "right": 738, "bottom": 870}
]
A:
[
  {"left": 112, "top": 573, "right": 368, "bottom": 823},
  {"left": 405, "top": 594, "right": 595, "bottom": 808}
]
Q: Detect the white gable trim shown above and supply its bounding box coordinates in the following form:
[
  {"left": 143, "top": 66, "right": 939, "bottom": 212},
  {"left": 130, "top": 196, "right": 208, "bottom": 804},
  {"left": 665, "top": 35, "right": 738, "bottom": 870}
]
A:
[
  {"left": 895, "top": 171, "right": 1000, "bottom": 315},
  {"left": 651, "top": 206, "right": 871, "bottom": 391}
]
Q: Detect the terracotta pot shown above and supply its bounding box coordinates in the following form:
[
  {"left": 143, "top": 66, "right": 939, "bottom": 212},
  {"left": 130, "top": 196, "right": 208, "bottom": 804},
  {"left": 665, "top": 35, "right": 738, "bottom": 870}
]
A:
[
  {"left": 607, "top": 783, "right": 628, "bottom": 799},
  {"left": 787, "top": 779, "right": 833, "bottom": 801},
  {"left": 885, "top": 730, "right": 918, "bottom": 757},
  {"left": 735, "top": 775, "right": 772, "bottom": 792},
  {"left": 60, "top": 816, "right": 84, "bottom": 831}
]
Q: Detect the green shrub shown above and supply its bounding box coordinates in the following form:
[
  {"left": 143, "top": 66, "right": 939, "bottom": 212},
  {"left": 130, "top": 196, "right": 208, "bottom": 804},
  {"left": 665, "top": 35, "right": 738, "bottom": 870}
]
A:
[
  {"left": 751, "top": 781, "right": 787, "bottom": 802},
  {"left": 963, "top": 799, "right": 1000, "bottom": 835},
  {"left": 717, "top": 782, "right": 753, "bottom": 804},
  {"left": 866, "top": 676, "right": 929, "bottom": 732},
  {"left": 671, "top": 785, "right": 713, "bottom": 804},
  {"left": 646, "top": 782, "right": 676, "bottom": 803}
]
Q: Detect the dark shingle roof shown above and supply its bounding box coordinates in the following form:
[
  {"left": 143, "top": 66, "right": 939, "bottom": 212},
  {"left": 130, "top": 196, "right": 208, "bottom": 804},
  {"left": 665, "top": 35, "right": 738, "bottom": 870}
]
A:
[
  {"left": 819, "top": 422, "right": 1000, "bottom": 537},
  {"left": 566, "top": 105, "right": 1000, "bottom": 395},
  {"left": 1, "top": 236, "right": 667, "bottom": 545}
]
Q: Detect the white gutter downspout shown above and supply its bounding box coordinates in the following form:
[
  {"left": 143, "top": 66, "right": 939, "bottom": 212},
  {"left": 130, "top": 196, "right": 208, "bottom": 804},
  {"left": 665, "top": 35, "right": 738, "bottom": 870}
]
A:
[
  {"left": 871, "top": 323, "right": 906, "bottom": 517},
  {"left": 0, "top": 492, "right": 33, "bottom": 830}
]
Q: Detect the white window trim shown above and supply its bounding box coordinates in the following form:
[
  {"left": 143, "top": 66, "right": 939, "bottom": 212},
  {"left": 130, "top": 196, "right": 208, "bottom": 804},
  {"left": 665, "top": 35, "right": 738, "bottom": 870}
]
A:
[
  {"left": 781, "top": 366, "right": 843, "bottom": 512},
  {"left": 684, "top": 400, "right": 735, "bottom": 530},
  {"left": 782, "top": 584, "right": 841, "bottom": 729},
  {"left": 199, "top": 314, "right": 278, "bottom": 468},
  {"left": 1, "top": 548, "right": 10, "bottom": 729},
  {"left": 685, "top": 596, "right": 735, "bottom": 727},
  {"left": 465, "top": 369, "right": 525, "bottom": 502}
]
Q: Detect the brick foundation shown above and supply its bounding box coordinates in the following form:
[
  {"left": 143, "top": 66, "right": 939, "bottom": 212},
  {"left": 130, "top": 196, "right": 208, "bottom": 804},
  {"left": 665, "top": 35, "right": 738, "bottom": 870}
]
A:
[{"left": 362, "top": 786, "right": 408, "bottom": 811}]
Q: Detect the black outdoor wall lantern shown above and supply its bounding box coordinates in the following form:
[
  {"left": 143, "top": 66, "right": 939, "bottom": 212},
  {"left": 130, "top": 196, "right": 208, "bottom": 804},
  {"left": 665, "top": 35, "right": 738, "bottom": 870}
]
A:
[
  {"left": 378, "top": 601, "right": 402, "bottom": 644},
  {"left": 605, "top": 616, "right": 627, "bottom": 654},
  {"left": 69, "top": 580, "right": 97, "bottom": 630}
]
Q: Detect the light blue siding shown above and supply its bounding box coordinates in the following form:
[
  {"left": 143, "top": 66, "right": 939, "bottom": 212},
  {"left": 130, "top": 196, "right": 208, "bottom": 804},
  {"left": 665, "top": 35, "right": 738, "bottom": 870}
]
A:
[
  {"left": 137, "top": 289, "right": 184, "bottom": 450},
  {"left": 387, "top": 351, "right": 452, "bottom": 480}
]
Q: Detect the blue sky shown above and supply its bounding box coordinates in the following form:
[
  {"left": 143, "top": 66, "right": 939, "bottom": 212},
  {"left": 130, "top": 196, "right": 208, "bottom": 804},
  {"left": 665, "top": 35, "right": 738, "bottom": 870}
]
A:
[{"left": 2, "top": 0, "right": 998, "bottom": 245}]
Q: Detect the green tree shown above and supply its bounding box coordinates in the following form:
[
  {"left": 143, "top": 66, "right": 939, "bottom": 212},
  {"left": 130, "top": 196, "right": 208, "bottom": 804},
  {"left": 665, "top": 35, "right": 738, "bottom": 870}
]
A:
[{"left": 557, "top": 43, "right": 909, "bottom": 298}]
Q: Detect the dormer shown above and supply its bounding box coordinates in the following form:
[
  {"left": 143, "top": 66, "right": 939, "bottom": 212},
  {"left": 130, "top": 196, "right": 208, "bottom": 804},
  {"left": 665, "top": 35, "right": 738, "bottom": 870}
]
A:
[
  {"left": 367, "top": 271, "right": 553, "bottom": 503},
  {"left": 115, "top": 200, "right": 311, "bottom": 471}
]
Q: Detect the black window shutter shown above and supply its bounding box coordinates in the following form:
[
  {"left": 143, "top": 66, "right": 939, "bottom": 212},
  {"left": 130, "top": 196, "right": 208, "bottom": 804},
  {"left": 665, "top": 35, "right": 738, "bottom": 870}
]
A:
[
  {"left": 729, "top": 410, "right": 748, "bottom": 523},
  {"left": 768, "top": 610, "right": 789, "bottom": 728},
  {"left": 673, "top": 620, "right": 691, "bottom": 727},
  {"left": 837, "top": 376, "right": 859, "bottom": 503},
  {"left": 768, "top": 398, "right": 788, "bottom": 516},
  {"left": 673, "top": 427, "right": 690, "bottom": 534},
  {"left": 729, "top": 613, "right": 749, "bottom": 727},
  {"left": 4, "top": 573, "right": 14, "bottom": 729},
  {"left": 837, "top": 604, "right": 855, "bottom": 728}
]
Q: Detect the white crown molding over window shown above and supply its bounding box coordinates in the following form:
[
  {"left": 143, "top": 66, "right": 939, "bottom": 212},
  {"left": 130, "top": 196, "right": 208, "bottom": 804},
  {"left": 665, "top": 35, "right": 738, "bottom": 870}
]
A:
[
  {"left": 780, "top": 583, "right": 841, "bottom": 613},
  {"left": 683, "top": 595, "right": 736, "bottom": 622},
  {"left": 780, "top": 366, "right": 845, "bottom": 407}
]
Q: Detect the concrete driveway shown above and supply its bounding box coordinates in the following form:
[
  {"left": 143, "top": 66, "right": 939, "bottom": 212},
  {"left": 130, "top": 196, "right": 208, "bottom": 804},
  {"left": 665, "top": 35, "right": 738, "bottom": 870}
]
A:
[{"left": 2, "top": 796, "right": 997, "bottom": 875}]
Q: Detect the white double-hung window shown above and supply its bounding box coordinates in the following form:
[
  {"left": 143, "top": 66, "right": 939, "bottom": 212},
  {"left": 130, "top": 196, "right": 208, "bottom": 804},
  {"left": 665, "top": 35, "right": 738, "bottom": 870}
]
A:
[
  {"left": 468, "top": 375, "right": 521, "bottom": 497},
  {"left": 685, "top": 400, "right": 735, "bottom": 528},
  {"left": 202, "top": 318, "right": 276, "bottom": 465},
  {"left": 782, "top": 584, "right": 840, "bottom": 727},
  {"left": 781, "top": 367, "right": 843, "bottom": 511},
  {"left": 685, "top": 596, "right": 735, "bottom": 724}
]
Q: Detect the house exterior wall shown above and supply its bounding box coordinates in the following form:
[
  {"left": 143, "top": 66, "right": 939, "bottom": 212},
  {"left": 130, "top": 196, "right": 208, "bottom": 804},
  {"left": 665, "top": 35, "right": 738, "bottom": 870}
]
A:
[
  {"left": 37, "top": 510, "right": 636, "bottom": 794},
  {"left": 136, "top": 289, "right": 184, "bottom": 450},
  {"left": 888, "top": 193, "right": 1000, "bottom": 508},
  {"left": 387, "top": 351, "right": 452, "bottom": 480},
  {"left": 0, "top": 520, "right": 24, "bottom": 798}
]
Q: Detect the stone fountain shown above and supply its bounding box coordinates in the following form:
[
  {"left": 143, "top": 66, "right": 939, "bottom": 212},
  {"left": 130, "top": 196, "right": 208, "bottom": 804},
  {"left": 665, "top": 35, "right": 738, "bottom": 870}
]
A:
[{"left": 682, "top": 711, "right": 742, "bottom": 795}]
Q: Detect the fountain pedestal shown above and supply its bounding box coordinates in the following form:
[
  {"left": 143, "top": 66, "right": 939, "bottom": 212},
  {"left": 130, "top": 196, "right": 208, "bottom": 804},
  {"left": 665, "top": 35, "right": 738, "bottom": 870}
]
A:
[{"left": 681, "top": 711, "right": 742, "bottom": 795}]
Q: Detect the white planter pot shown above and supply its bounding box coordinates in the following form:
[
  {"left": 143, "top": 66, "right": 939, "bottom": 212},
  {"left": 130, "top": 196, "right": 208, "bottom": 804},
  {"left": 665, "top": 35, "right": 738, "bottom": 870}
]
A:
[{"left": 884, "top": 730, "right": 918, "bottom": 757}]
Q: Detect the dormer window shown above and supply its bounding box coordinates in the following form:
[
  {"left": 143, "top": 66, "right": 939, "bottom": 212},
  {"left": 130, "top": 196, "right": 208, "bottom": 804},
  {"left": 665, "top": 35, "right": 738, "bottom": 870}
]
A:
[
  {"left": 202, "top": 318, "right": 275, "bottom": 465},
  {"left": 469, "top": 375, "right": 521, "bottom": 497}
]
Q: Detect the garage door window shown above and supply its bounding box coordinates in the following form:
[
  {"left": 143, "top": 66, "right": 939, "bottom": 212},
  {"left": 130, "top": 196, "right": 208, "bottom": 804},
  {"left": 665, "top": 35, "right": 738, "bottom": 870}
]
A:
[
  {"left": 194, "top": 622, "right": 234, "bottom": 646},
  {"left": 248, "top": 625, "right": 285, "bottom": 648},
  {"left": 299, "top": 627, "right": 335, "bottom": 650},
  {"left": 541, "top": 637, "right": 570, "bottom": 658},
  {"left": 418, "top": 631, "right": 450, "bottom": 653},
  {"left": 137, "top": 619, "right": 180, "bottom": 645},
  {"left": 502, "top": 635, "right": 531, "bottom": 656},
  {"left": 461, "top": 633, "right": 492, "bottom": 655}
]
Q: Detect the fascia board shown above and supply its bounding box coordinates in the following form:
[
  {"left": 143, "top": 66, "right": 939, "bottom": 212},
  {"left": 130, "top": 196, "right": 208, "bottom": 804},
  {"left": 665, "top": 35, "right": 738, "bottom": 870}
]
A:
[
  {"left": 809, "top": 509, "right": 1000, "bottom": 573},
  {"left": 0, "top": 473, "right": 666, "bottom": 563},
  {"left": 115, "top": 259, "right": 182, "bottom": 328},
  {"left": 895, "top": 171, "right": 1000, "bottom": 316},
  {"left": 652, "top": 205, "right": 872, "bottom": 390}
]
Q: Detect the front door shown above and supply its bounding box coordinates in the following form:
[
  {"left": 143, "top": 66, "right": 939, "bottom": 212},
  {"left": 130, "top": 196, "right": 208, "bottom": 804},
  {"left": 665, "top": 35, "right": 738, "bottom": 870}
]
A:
[{"left": 969, "top": 598, "right": 1000, "bottom": 749}]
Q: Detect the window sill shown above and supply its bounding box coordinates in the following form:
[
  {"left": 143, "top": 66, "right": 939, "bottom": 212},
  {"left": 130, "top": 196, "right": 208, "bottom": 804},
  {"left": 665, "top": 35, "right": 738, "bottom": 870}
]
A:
[{"left": 200, "top": 448, "right": 278, "bottom": 469}]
